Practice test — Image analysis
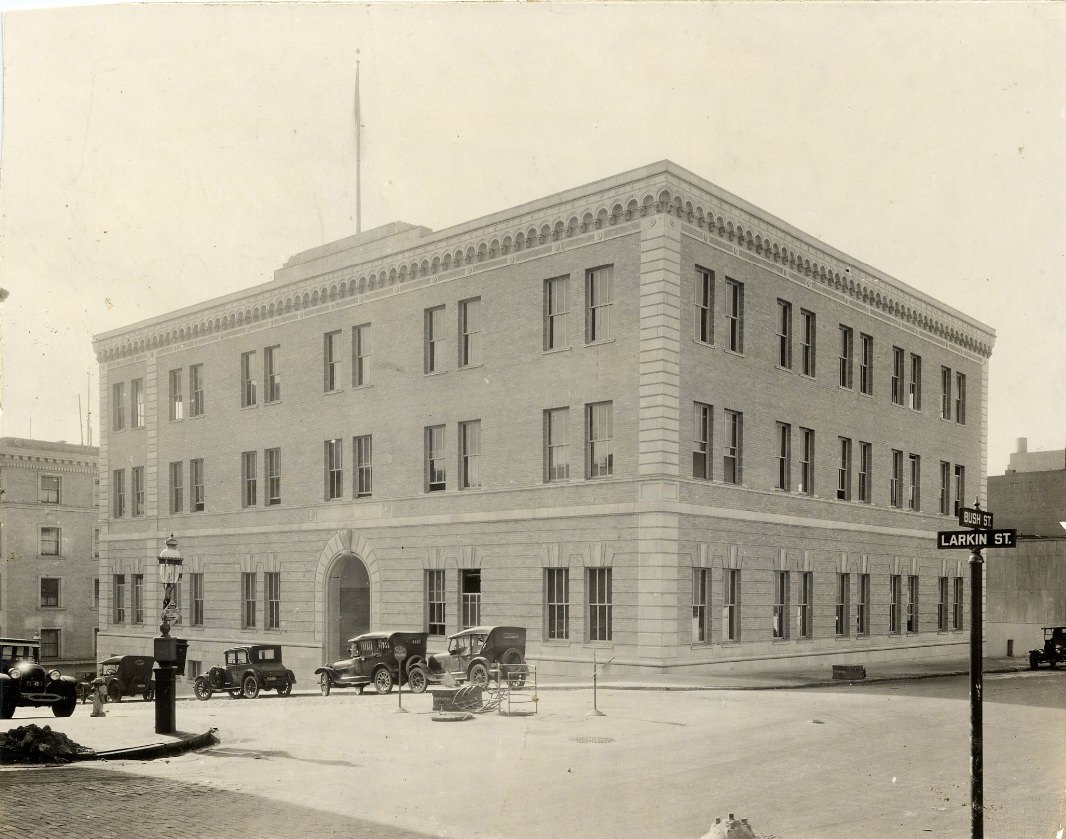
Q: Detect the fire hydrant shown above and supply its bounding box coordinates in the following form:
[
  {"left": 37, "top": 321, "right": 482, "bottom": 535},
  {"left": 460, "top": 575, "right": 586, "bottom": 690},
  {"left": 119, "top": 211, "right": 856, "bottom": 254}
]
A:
[{"left": 90, "top": 677, "right": 107, "bottom": 717}]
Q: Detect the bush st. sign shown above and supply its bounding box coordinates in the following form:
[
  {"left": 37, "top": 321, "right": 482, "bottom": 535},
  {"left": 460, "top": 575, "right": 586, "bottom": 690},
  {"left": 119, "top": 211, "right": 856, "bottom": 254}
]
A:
[{"left": 958, "top": 506, "right": 993, "bottom": 529}]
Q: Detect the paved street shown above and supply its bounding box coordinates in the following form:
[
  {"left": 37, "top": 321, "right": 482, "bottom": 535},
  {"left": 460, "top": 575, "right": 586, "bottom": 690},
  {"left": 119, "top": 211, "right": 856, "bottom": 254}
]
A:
[{"left": 3, "top": 670, "right": 1064, "bottom": 838}]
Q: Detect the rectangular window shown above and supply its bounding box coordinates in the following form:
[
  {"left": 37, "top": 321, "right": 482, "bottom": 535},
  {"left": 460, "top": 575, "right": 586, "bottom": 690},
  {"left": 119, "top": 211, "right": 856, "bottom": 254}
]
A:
[
  {"left": 692, "top": 568, "right": 710, "bottom": 643},
  {"left": 908, "top": 454, "right": 921, "bottom": 510},
  {"left": 241, "top": 351, "right": 258, "bottom": 407},
  {"left": 800, "top": 309, "right": 816, "bottom": 376},
  {"left": 266, "top": 571, "right": 281, "bottom": 630},
  {"left": 93, "top": 577, "right": 100, "bottom": 611},
  {"left": 799, "top": 428, "right": 814, "bottom": 495},
  {"left": 773, "top": 570, "right": 789, "bottom": 639},
  {"left": 169, "top": 369, "right": 184, "bottom": 420},
  {"left": 131, "top": 378, "right": 144, "bottom": 428},
  {"left": 113, "top": 469, "right": 125, "bottom": 518},
  {"left": 459, "top": 420, "right": 481, "bottom": 489},
  {"left": 857, "top": 573, "right": 870, "bottom": 636},
  {"left": 941, "top": 366, "right": 952, "bottom": 420},
  {"left": 891, "top": 347, "right": 905, "bottom": 405},
  {"left": 426, "top": 570, "right": 446, "bottom": 636},
  {"left": 953, "top": 577, "right": 964, "bottom": 631},
  {"left": 799, "top": 571, "right": 813, "bottom": 639},
  {"left": 426, "top": 425, "right": 446, "bottom": 491},
  {"left": 776, "top": 422, "right": 791, "bottom": 491},
  {"left": 858, "top": 441, "right": 872, "bottom": 503},
  {"left": 837, "top": 437, "right": 852, "bottom": 501},
  {"left": 189, "top": 364, "right": 204, "bottom": 417},
  {"left": 325, "top": 439, "right": 343, "bottom": 500},
  {"left": 39, "top": 629, "right": 60, "bottom": 659},
  {"left": 169, "top": 461, "right": 183, "bottom": 513},
  {"left": 859, "top": 334, "right": 873, "bottom": 395},
  {"left": 908, "top": 354, "right": 922, "bottom": 411},
  {"left": 777, "top": 299, "right": 792, "bottom": 369},
  {"left": 190, "top": 458, "right": 205, "bottom": 512},
  {"left": 544, "top": 276, "right": 569, "bottom": 351},
  {"left": 836, "top": 573, "right": 850, "bottom": 637},
  {"left": 40, "top": 527, "right": 60, "bottom": 556},
  {"left": 131, "top": 466, "right": 144, "bottom": 516},
  {"left": 545, "top": 408, "right": 570, "bottom": 482},
  {"left": 242, "top": 451, "right": 257, "bottom": 507},
  {"left": 587, "top": 401, "right": 614, "bottom": 479},
  {"left": 459, "top": 298, "right": 481, "bottom": 368},
  {"left": 425, "top": 306, "right": 446, "bottom": 373},
  {"left": 324, "top": 330, "right": 342, "bottom": 392},
  {"left": 723, "top": 569, "right": 740, "bottom": 642},
  {"left": 112, "top": 382, "right": 126, "bottom": 431},
  {"left": 954, "top": 465, "right": 966, "bottom": 517},
  {"left": 586, "top": 266, "right": 612, "bottom": 343},
  {"left": 460, "top": 569, "right": 481, "bottom": 629},
  {"left": 190, "top": 572, "right": 204, "bottom": 626},
  {"left": 906, "top": 575, "right": 919, "bottom": 633},
  {"left": 39, "top": 475, "right": 61, "bottom": 504},
  {"left": 694, "top": 268, "right": 714, "bottom": 344},
  {"left": 354, "top": 435, "right": 373, "bottom": 498},
  {"left": 723, "top": 410, "right": 743, "bottom": 485},
  {"left": 40, "top": 577, "right": 60, "bottom": 608},
  {"left": 938, "top": 577, "right": 949, "bottom": 631},
  {"left": 264, "top": 345, "right": 281, "bottom": 403},
  {"left": 838, "top": 325, "right": 853, "bottom": 389},
  {"left": 587, "top": 567, "right": 613, "bottom": 642},
  {"left": 242, "top": 572, "right": 257, "bottom": 629},
  {"left": 956, "top": 373, "right": 967, "bottom": 424},
  {"left": 939, "top": 461, "right": 951, "bottom": 515},
  {"left": 266, "top": 448, "right": 281, "bottom": 505},
  {"left": 93, "top": 528, "right": 100, "bottom": 559},
  {"left": 546, "top": 568, "right": 570, "bottom": 641},
  {"left": 113, "top": 574, "right": 126, "bottom": 624},
  {"left": 726, "top": 279, "right": 744, "bottom": 353},
  {"left": 352, "top": 324, "right": 371, "bottom": 386},
  {"left": 131, "top": 574, "right": 144, "bottom": 624},
  {"left": 890, "top": 450, "right": 904, "bottom": 508},
  {"left": 693, "top": 403, "right": 713, "bottom": 480},
  {"left": 890, "top": 575, "right": 903, "bottom": 634}
]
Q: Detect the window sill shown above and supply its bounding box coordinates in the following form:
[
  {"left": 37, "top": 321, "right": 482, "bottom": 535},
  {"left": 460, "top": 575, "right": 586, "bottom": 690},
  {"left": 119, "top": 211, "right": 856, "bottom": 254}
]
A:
[
  {"left": 351, "top": 383, "right": 373, "bottom": 391},
  {"left": 723, "top": 348, "right": 745, "bottom": 358},
  {"left": 693, "top": 338, "right": 715, "bottom": 349},
  {"left": 424, "top": 370, "right": 447, "bottom": 377},
  {"left": 457, "top": 363, "right": 484, "bottom": 372},
  {"left": 584, "top": 338, "right": 616, "bottom": 348},
  {"left": 39, "top": 555, "right": 63, "bottom": 560},
  {"left": 543, "top": 345, "right": 572, "bottom": 356},
  {"left": 775, "top": 365, "right": 793, "bottom": 373}
]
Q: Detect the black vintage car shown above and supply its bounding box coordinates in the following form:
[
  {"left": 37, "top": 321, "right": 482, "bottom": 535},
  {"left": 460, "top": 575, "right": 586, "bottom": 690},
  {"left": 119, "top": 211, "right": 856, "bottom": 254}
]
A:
[
  {"left": 0, "top": 637, "right": 78, "bottom": 719},
  {"left": 194, "top": 644, "right": 296, "bottom": 700},
  {"left": 1029, "top": 626, "right": 1066, "bottom": 669},
  {"left": 98, "top": 654, "right": 155, "bottom": 702},
  {"left": 316, "top": 631, "right": 429, "bottom": 696},
  {"left": 425, "top": 626, "right": 527, "bottom": 686}
]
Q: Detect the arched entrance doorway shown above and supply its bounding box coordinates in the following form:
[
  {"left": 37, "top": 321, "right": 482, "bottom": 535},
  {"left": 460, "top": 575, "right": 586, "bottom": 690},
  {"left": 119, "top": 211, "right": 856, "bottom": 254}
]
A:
[{"left": 326, "top": 553, "right": 371, "bottom": 660}]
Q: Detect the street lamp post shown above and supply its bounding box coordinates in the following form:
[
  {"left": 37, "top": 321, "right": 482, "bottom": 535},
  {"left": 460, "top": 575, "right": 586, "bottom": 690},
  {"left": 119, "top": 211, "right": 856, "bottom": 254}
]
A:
[{"left": 154, "top": 534, "right": 184, "bottom": 735}]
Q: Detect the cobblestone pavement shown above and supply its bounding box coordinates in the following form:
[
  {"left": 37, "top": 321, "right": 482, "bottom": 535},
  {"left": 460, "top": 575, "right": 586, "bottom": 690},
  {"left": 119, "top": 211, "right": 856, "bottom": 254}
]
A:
[{"left": 0, "top": 765, "right": 436, "bottom": 839}]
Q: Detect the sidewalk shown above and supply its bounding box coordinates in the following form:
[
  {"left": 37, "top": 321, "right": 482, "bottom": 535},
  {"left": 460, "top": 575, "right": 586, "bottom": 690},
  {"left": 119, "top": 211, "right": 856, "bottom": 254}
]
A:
[{"left": 0, "top": 654, "right": 1031, "bottom": 762}]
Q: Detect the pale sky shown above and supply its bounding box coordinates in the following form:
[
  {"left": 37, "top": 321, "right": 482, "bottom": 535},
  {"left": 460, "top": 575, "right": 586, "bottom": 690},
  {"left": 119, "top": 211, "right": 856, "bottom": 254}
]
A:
[{"left": 1, "top": 1, "right": 1064, "bottom": 476}]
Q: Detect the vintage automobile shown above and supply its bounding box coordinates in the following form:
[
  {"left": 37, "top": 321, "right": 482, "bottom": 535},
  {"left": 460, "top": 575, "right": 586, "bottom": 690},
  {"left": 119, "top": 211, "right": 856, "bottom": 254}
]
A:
[
  {"left": 1028, "top": 626, "right": 1066, "bottom": 669},
  {"left": 193, "top": 644, "right": 296, "bottom": 700},
  {"left": 0, "top": 637, "right": 78, "bottom": 719},
  {"left": 425, "top": 625, "right": 527, "bottom": 686},
  {"left": 316, "top": 631, "right": 429, "bottom": 696},
  {"left": 98, "top": 654, "right": 155, "bottom": 702}
]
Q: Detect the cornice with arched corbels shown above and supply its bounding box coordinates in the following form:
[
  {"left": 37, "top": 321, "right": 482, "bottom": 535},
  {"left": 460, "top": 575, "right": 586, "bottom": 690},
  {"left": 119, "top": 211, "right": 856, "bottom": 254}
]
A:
[{"left": 94, "top": 173, "right": 994, "bottom": 363}]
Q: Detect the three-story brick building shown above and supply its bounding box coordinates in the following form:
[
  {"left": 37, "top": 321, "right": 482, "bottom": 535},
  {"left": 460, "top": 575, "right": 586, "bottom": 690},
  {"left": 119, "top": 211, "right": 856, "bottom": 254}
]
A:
[{"left": 93, "top": 161, "right": 995, "bottom": 681}]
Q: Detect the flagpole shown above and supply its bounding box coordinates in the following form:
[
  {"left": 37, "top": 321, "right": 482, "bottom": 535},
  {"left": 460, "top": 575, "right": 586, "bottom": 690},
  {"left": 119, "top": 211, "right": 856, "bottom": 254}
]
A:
[{"left": 355, "top": 54, "right": 362, "bottom": 236}]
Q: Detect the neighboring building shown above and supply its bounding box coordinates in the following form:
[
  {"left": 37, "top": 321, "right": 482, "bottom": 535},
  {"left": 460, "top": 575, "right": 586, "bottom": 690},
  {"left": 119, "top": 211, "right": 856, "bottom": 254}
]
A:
[
  {"left": 0, "top": 437, "right": 100, "bottom": 668},
  {"left": 0, "top": 287, "right": 8, "bottom": 427},
  {"left": 92, "top": 161, "right": 995, "bottom": 681},
  {"left": 987, "top": 437, "right": 1066, "bottom": 657}
]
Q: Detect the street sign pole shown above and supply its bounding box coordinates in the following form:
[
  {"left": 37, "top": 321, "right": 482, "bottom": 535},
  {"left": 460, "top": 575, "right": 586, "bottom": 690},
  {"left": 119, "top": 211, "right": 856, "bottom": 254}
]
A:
[{"left": 969, "top": 544, "right": 983, "bottom": 839}]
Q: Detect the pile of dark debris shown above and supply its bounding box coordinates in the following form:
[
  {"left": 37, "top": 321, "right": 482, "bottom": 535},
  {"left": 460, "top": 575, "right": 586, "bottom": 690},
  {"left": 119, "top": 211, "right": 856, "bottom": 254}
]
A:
[{"left": 0, "top": 724, "right": 94, "bottom": 764}]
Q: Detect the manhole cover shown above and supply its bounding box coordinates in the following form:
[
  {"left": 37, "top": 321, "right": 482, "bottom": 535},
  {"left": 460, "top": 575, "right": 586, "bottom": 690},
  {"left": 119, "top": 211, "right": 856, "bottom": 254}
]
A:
[{"left": 570, "top": 736, "right": 615, "bottom": 744}]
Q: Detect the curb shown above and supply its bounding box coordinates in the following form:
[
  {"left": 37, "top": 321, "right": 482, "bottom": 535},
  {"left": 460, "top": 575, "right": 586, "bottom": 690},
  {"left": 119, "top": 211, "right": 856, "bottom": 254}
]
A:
[{"left": 74, "top": 727, "right": 218, "bottom": 762}]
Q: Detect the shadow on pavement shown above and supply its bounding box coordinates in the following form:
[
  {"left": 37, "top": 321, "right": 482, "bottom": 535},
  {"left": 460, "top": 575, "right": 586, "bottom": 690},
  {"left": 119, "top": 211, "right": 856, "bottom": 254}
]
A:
[{"left": 821, "top": 670, "right": 1066, "bottom": 709}]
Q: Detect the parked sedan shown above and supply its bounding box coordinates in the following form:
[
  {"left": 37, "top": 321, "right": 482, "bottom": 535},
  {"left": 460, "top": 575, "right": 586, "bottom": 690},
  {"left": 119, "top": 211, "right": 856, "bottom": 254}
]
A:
[
  {"left": 316, "top": 631, "right": 429, "bottom": 696},
  {"left": 0, "top": 637, "right": 78, "bottom": 719},
  {"left": 194, "top": 644, "right": 296, "bottom": 700},
  {"left": 425, "top": 626, "right": 527, "bottom": 686}
]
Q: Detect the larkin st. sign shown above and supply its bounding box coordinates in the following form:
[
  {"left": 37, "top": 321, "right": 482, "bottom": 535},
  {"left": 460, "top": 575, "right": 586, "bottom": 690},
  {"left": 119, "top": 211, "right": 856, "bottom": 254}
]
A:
[{"left": 936, "top": 528, "right": 1017, "bottom": 549}]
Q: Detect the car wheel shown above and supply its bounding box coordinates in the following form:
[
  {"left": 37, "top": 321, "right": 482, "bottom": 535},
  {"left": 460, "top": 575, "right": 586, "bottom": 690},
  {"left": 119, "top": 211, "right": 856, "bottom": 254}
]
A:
[
  {"left": 107, "top": 683, "right": 123, "bottom": 703},
  {"left": 242, "top": 674, "right": 261, "bottom": 699},
  {"left": 373, "top": 667, "right": 393, "bottom": 695},
  {"left": 143, "top": 687, "right": 155, "bottom": 701},
  {"left": 277, "top": 680, "right": 292, "bottom": 697},
  {"left": 194, "top": 677, "right": 213, "bottom": 701},
  {"left": 319, "top": 673, "right": 332, "bottom": 697},
  {"left": 52, "top": 695, "right": 77, "bottom": 718},
  {"left": 468, "top": 662, "right": 489, "bottom": 686},
  {"left": 0, "top": 689, "right": 16, "bottom": 720},
  {"left": 407, "top": 666, "right": 428, "bottom": 694},
  {"left": 500, "top": 648, "right": 526, "bottom": 688}
]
